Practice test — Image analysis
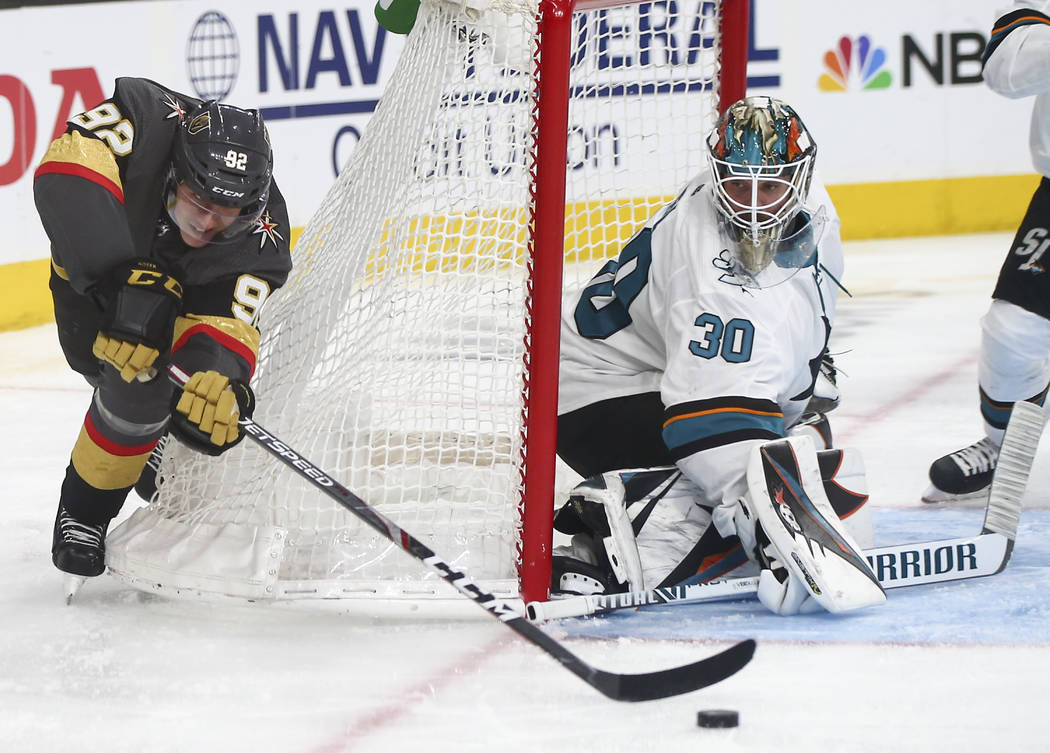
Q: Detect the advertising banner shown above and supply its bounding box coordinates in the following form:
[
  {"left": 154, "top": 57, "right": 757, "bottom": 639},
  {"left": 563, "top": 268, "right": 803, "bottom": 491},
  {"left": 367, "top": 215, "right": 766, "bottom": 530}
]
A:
[
  {"left": 1, "top": 0, "right": 409, "bottom": 265},
  {"left": 0, "top": 0, "right": 1040, "bottom": 327}
]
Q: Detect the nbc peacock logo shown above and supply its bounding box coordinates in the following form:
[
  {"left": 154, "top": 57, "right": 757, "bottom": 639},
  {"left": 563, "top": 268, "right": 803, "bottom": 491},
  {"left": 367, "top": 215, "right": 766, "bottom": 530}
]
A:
[{"left": 819, "top": 35, "right": 892, "bottom": 91}]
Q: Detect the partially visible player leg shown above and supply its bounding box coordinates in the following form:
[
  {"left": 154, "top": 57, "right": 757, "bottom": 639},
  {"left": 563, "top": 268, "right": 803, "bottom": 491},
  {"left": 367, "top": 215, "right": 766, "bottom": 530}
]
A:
[
  {"left": 49, "top": 271, "right": 177, "bottom": 596},
  {"left": 53, "top": 365, "right": 172, "bottom": 590},
  {"left": 53, "top": 468, "right": 124, "bottom": 579},
  {"left": 926, "top": 186, "right": 1050, "bottom": 503},
  {"left": 555, "top": 388, "right": 877, "bottom": 609},
  {"left": 924, "top": 436, "right": 1001, "bottom": 504},
  {"left": 924, "top": 299, "right": 1050, "bottom": 503},
  {"left": 556, "top": 392, "right": 748, "bottom": 594},
  {"left": 557, "top": 391, "right": 671, "bottom": 478}
]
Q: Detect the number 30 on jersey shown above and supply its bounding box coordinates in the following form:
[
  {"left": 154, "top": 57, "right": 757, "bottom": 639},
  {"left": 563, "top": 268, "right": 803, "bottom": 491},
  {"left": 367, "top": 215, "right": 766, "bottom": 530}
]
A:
[{"left": 689, "top": 313, "right": 754, "bottom": 363}]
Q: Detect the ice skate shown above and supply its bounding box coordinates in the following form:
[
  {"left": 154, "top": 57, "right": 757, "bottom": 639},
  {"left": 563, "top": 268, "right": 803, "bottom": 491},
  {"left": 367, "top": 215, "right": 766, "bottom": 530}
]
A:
[
  {"left": 52, "top": 503, "right": 108, "bottom": 603},
  {"left": 922, "top": 437, "right": 999, "bottom": 504}
]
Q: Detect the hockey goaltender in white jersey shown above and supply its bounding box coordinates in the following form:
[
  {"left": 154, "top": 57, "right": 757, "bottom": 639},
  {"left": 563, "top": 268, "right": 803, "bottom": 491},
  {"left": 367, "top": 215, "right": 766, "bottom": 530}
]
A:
[{"left": 553, "top": 96, "right": 885, "bottom": 616}]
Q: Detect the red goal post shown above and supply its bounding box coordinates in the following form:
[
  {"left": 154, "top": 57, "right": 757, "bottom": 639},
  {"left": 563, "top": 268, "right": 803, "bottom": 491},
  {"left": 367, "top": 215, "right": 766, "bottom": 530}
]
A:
[
  {"left": 522, "top": 0, "right": 749, "bottom": 602},
  {"left": 105, "top": 0, "right": 750, "bottom": 610}
]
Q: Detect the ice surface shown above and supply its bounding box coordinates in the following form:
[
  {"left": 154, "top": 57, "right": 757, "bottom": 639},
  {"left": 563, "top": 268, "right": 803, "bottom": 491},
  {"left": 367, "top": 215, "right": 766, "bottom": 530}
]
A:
[{"left": 2, "top": 233, "right": 1048, "bottom": 752}]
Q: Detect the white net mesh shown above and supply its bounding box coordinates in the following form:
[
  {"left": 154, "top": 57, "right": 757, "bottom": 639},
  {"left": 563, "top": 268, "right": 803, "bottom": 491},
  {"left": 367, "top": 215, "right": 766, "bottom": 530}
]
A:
[{"left": 106, "top": 0, "right": 728, "bottom": 604}]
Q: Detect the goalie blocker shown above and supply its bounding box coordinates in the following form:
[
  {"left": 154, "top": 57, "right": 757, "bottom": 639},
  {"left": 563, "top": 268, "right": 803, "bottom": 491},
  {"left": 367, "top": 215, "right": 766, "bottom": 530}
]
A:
[{"left": 552, "top": 435, "right": 885, "bottom": 616}]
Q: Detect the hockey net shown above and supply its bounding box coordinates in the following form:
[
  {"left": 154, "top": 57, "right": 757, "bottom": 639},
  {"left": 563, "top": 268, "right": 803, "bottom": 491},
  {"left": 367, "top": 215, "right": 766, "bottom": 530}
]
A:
[{"left": 105, "top": 0, "right": 747, "bottom": 608}]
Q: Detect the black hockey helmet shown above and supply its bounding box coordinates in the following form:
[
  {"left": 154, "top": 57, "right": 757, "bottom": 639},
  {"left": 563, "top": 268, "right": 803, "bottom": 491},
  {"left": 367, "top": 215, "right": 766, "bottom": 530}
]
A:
[{"left": 167, "top": 100, "right": 272, "bottom": 243}]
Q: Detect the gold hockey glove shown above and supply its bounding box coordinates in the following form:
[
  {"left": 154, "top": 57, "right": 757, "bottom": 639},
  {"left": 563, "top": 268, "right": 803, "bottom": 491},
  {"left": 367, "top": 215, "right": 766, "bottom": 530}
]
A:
[
  {"left": 92, "top": 258, "right": 183, "bottom": 382},
  {"left": 170, "top": 370, "right": 255, "bottom": 456}
]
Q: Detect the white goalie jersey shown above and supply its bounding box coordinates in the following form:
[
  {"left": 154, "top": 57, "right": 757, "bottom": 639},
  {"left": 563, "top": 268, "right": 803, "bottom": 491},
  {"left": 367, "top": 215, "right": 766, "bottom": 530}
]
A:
[{"left": 559, "top": 168, "right": 844, "bottom": 509}]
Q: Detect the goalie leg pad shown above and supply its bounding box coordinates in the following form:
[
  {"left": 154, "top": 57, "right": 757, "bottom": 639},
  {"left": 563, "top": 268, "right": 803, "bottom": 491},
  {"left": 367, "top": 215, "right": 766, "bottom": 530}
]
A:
[
  {"left": 550, "top": 552, "right": 619, "bottom": 596},
  {"left": 744, "top": 435, "right": 886, "bottom": 615},
  {"left": 552, "top": 467, "right": 713, "bottom": 593},
  {"left": 631, "top": 473, "right": 717, "bottom": 589},
  {"left": 551, "top": 471, "right": 648, "bottom": 593}
]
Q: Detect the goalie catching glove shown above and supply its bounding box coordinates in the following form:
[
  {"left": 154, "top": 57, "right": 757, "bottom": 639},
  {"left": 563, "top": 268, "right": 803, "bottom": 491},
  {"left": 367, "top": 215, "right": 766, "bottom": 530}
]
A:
[
  {"left": 722, "top": 434, "right": 885, "bottom": 615},
  {"left": 169, "top": 370, "right": 255, "bottom": 456},
  {"left": 92, "top": 258, "right": 183, "bottom": 382}
]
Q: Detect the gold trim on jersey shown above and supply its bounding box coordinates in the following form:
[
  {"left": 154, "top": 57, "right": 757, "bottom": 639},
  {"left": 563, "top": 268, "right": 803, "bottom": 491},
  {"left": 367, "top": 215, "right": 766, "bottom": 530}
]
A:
[
  {"left": 38, "top": 131, "right": 123, "bottom": 192},
  {"left": 51, "top": 259, "right": 70, "bottom": 281},
  {"left": 173, "top": 314, "right": 261, "bottom": 360},
  {"left": 70, "top": 426, "right": 152, "bottom": 490}
]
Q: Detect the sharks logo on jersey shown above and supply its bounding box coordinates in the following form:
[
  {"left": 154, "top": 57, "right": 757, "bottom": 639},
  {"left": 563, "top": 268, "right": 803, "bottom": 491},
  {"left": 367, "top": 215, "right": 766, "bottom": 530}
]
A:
[{"left": 713, "top": 249, "right": 750, "bottom": 289}]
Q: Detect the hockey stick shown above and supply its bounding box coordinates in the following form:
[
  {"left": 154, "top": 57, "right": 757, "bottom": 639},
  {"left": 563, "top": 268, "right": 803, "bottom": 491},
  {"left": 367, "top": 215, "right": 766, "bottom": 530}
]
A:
[
  {"left": 527, "top": 401, "right": 1045, "bottom": 623},
  {"left": 166, "top": 365, "right": 755, "bottom": 701}
]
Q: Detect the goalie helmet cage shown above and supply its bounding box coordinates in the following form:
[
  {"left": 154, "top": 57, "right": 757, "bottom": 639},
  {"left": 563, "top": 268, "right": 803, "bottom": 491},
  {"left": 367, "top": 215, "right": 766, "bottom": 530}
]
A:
[{"left": 105, "top": 0, "right": 749, "bottom": 609}]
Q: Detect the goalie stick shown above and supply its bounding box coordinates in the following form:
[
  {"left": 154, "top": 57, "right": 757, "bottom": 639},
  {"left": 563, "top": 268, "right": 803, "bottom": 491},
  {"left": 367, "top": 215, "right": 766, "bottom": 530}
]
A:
[
  {"left": 527, "top": 401, "right": 1045, "bottom": 623},
  {"left": 162, "top": 364, "right": 755, "bottom": 701}
]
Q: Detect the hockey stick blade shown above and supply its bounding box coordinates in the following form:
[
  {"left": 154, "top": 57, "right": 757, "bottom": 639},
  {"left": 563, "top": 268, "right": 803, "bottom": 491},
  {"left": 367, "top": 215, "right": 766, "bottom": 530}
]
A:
[
  {"left": 165, "top": 365, "right": 755, "bottom": 701},
  {"left": 509, "top": 618, "right": 755, "bottom": 701},
  {"left": 529, "top": 402, "right": 1046, "bottom": 623}
]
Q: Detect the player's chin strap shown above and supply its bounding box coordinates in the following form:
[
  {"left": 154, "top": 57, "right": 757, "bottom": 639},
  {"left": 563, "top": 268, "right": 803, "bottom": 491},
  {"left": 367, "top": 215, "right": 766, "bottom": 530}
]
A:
[{"left": 527, "top": 401, "right": 1045, "bottom": 623}]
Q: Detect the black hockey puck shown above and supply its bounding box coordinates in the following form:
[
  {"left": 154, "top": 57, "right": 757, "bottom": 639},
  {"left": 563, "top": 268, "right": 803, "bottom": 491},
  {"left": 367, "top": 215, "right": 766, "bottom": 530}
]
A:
[{"left": 697, "top": 709, "right": 739, "bottom": 728}]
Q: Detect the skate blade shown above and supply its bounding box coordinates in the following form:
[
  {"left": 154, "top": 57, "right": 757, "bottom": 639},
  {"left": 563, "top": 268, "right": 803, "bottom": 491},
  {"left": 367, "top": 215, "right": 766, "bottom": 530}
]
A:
[
  {"left": 63, "top": 574, "right": 88, "bottom": 604},
  {"left": 921, "top": 485, "right": 989, "bottom": 506}
]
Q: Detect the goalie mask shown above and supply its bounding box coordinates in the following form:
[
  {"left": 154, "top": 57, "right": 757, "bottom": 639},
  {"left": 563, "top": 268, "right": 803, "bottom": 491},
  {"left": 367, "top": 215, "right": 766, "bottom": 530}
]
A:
[
  {"left": 166, "top": 101, "right": 272, "bottom": 246},
  {"left": 707, "top": 96, "right": 819, "bottom": 284}
]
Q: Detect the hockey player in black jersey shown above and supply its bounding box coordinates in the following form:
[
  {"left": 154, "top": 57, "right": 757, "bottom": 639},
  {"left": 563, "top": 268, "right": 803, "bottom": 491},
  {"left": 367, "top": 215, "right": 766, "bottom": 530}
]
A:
[
  {"left": 33, "top": 77, "right": 292, "bottom": 596},
  {"left": 924, "top": 4, "right": 1050, "bottom": 503}
]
